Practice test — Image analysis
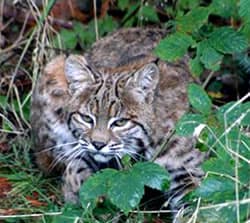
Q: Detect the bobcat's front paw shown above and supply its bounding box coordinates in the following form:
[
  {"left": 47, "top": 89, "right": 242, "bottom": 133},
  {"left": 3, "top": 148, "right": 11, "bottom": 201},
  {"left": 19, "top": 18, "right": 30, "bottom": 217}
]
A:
[{"left": 62, "top": 160, "right": 92, "bottom": 204}]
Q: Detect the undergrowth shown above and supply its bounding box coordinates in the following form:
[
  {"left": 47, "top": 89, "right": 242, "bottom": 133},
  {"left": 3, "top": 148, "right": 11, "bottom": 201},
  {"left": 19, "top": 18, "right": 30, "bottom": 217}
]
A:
[{"left": 0, "top": 0, "right": 249, "bottom": 222}]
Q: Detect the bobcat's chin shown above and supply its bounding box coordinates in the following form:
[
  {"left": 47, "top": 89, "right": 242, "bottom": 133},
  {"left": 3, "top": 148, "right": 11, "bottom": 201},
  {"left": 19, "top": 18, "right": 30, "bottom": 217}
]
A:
[{"left": 92, "top": 153, "right": 113, "bottom": 163}]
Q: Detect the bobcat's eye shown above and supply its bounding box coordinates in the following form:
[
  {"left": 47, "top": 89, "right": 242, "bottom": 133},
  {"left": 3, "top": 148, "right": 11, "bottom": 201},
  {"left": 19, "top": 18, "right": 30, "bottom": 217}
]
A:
[
  {"left": 112, "top": 118, "right": 129, "bottom": 127},
  {"left": 79, "top": 113, "right": 94, "bottom": 124}
]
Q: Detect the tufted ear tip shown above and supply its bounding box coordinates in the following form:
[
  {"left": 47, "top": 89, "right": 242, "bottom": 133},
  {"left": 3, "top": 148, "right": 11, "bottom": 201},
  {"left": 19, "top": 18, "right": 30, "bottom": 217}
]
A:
[
  {"left": 135, "top": 63, "right": 160, "bottom": 91},
  {"left": 124, "top": 63, "right": 160, "bottom": 103},
  {"left": 65, "top": 55, "right": 88, "bottom": 67},
  {"left": 64, "top": 55, "right": 96, "bottom": 94},
  {"left": 65, "top": 55, "right": 88, "bottom": 79}
]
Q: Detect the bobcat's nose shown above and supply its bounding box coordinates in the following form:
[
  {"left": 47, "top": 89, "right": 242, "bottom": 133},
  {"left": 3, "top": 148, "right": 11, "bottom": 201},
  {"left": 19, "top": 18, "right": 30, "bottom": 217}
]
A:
[{"left": 92, "top": 141, "right": 106, "bottom": 150}]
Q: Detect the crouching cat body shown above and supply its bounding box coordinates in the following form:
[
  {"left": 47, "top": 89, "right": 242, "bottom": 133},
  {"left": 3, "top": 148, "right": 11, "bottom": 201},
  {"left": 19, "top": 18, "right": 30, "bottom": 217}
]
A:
[{"left": 31, "top": 28, "right": 204, "bottom": 214}]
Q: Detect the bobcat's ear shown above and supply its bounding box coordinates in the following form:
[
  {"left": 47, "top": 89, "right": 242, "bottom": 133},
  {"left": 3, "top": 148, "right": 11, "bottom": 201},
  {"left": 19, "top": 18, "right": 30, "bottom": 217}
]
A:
[
  {"left": 127, "top": 63, "right": 159, "bottom": 103},
  {"left": 65, "top": 55, "right": 96, "bottom": 94}
]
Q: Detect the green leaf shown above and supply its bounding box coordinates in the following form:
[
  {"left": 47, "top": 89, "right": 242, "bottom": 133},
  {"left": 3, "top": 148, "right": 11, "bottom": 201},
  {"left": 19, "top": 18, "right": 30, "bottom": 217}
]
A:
[
  {"left": 238, "top": 133, "right": 250, "bottom": 160},
  {"left": 209, "top": 27, "right": 248, "bottom": 54},
  {"left": 80, "top": 162, "right": 169, "bottom": 214},
  {"left": 108, "top": 162, "right": 169, "bottom": 214},
  {"left": 199, "top": 41, "right": 223, "bottom": 70},
  {"left": 210, "top": 0, "right": 237, "bottom": 18},
  {"left": 176, "top": 113, "right": 206, "bottom": 136},
  {"left": 189, "top": 56, "right": 204, "bottom": 76},
  {"left": 188, "top": 83, "right": 212, "bottom": 115},
  {"left": 176, "top": 7, "right": 210, "bottom": 33},
  {"left": 132, "top": 162, "right": 170, "bottom": 190},
  {"left": 52, "top": 204, "right": 82, "bottom": 223},
  {"left": 108, "top": 170, "right": 145, "bottom": 214},
  {"left": 122, "top": 3, "right": 140, "bottom": 27},
  {"left": 155, "top": 32, "right": 195, "bottom": 61},
  {"left": 197, "top": 204, "right": 249, "bottom": 223},
  {"left": 59, "top": 28, "right": 77, "bottom": 49},
  {"left": 202, "top": 156, "right": 234, "bottom": 176},
  {"left": 241, "top": 22, "right": 250, "bottom": 41},
  {"left": 98, "top": 15, "right": 118, "bottom": 36},
  {"left": 216, "top": 101, "right": 250, "bottom": 126},
  {"left": 239, "top": 0, "right": 250, "bottom": 22},
  {"left": 140, "top": 5, "right": 159, "bottom": 22},
  {"left": 79, "top": 169, "right": 118, "bottom": 210},
  {"left": 118, "top": 0, "right": 129, "bottom": 10},
  {"left": 194, "top": 176, "right": 234, "bottom": 201},
  {"left": 176, "top": 0, "right": 201, "bottom": 11}
]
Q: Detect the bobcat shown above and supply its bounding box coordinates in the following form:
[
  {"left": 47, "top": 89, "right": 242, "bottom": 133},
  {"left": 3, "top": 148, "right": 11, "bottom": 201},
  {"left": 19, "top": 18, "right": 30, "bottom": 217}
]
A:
[{"left": 31, "top": 27, "right": 204, "bottom": 212}]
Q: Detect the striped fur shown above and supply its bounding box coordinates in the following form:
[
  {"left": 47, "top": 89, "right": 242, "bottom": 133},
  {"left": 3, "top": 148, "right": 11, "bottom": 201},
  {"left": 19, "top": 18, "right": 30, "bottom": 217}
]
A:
[{"left": 31, "top": 28, "right": 204, "bottom": 215}]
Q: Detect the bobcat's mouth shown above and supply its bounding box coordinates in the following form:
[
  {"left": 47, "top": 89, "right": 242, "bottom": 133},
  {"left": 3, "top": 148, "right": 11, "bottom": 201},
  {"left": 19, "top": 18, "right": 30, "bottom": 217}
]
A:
[
  {"left": 92, "top": 153, "right": 113, "bottom": 162},
  {"left": 78, "top": 139, "right": 124, "bottom": 162}
]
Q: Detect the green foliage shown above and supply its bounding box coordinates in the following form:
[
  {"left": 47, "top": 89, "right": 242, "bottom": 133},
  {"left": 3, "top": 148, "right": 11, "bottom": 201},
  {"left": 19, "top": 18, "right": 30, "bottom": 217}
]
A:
[
  {"left": 155, "top": 32, "right": 195, "bottom": 61},
  {"left": 175, "top": 113, "right": 206, "bottom": 136},
  {"left": 188, "top": 83, "right": 212, "bottom": 115},
  {"left": 2, "top": 0, "right": 250, "bottom": 222},
  {"left": 53, "top": 16, "right": 118, "bottom": 49},
  {"left": 80, "top": 162, "right": 169, "bottom": 215},
  {"left": 198, "top": 40, "right": 223, "bottom": 71},
  {"left": 239, "top": 0, "right": 250, "bottom": 22},
  {"left": 155, "top": 0, "right": 249, "bottom": 76},
  {"left": 188, "top": 56, "right": 204, "bottom": 76},
  {"left": 209, "top": 27, "right": 248, "bottom": 54},
  {"left": 210, "top": 0, "right": 237, "bottom": 18},
  {"left": 217, "top": 101, "right": 250, "bottom": 126},
  {"left": 176, "top": 7, "right": 210, "bottom": 33},
  {"left": 192, "top": 129, "right": 250, "bottom": 223},
  {"left": 139, "top": 5, "right": 159, "bottom": 23},
  {"left": 177, "top": 83, "right": 250, "bottom": 222}
]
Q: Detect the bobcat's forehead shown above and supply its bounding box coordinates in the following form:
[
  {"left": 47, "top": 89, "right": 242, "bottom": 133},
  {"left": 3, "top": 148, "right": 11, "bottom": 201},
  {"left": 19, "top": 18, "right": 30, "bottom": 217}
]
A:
[
  {"left": 76, "top": 71, "right": 138, "bottom": 120},
  {"left": 87, "top": 75, "right": 123, "bottom": 116}
]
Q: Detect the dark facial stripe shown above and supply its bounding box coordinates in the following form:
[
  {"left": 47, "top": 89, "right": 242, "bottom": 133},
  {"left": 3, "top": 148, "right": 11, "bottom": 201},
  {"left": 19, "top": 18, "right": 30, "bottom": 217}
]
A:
[{"left": 131, "top": 120, "right": 152, "bottom": 141}]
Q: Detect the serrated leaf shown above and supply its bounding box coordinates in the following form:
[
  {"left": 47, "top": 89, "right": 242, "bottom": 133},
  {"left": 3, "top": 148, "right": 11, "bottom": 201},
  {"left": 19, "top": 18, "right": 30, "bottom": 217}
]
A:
[
  {"left": 216, "top": 101, "right": 250, "bottom": 126},
  {"left": 176, "top": 113, "right": 206, "bottom": 136},
  {"left": 189, "top": 56, "right": 204, "bottom": 77},
  {"left": 177, "top": 7, "right": 210, "bottom": 33},
  {"left": 133, "top": 162, "right": 170, "bottom": 190},
  {"left": 239, "top": 0, "right": 250, "bottom": 22},
  {"left": 209, "top": 27, "right": 248, "bottom": 54},
  {"left": 176, "top": 0, "right": 200, "bottom": 10},
  {"left": 107, "top": 162, "right": 169, "bottom": 214},
  {"left": 98, "top": 15, "right": 118, "bottom": 36},
  {"left": 195, "top": 176, "right": 234, "bottom": 201},
  {"left": 80, "top": 162, "right": 169, "bottom": 215},
  {"left": 197, "top": 204, "right": 249, "bottom": 223},
  {"left": 80, "top": 169, "right": 117, "bottom": 209},
  {"left": 140, "top": 5, "right": 159, "bottom": 22},
  {"left": 59, "top": 29, "right": 77, "bottom": 49},
  {"left": 238, "top": 133, "right": 250, "bottom": 160},
  {"left": 188, "top": 83, "right": 212, "bottom": 115},
  {"left": 202, "top": 157, "right": 234, "bottom": 176},
  {"left": 210, "top": 0, "right": 237, "bottom": 18},
  {"left": 118, "top": 0, "right": 129, "bottom": 10},
  {"left": 199, "top": 41, "right": 223, "bottom": 71},
  {"left": 52, "top": 204, "right": 82, "bottom": 223},
  {"left": 241, "top": 22, "right": 250, "bottom": 41},
  {"left": 108, "top": 170, "right": 144, "bottom": 214},
  {"left": 155, "top": 32, "right": 195, "bottom": 61}
]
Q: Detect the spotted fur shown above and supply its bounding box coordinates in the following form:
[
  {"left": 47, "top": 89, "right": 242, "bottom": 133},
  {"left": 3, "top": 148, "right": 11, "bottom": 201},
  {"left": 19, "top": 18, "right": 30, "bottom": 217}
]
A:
[{"left": 31, "top": 28, "right": 204, "bottom": 213}]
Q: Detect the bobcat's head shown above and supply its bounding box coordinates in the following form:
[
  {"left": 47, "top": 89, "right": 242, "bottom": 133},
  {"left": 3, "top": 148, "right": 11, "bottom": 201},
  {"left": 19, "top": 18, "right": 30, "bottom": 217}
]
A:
[{"left": 64, "top": 55, "right": 159, "bottom": 163}]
